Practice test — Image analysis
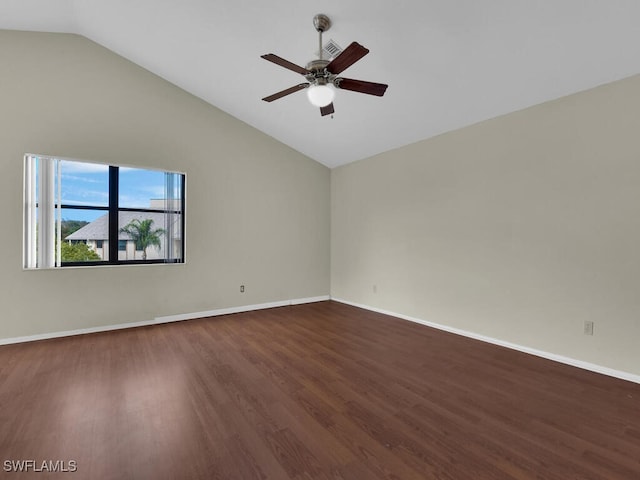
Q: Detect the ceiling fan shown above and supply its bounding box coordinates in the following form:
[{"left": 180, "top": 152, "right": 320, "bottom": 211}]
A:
[{"left": 261, "top": 14, "right": 388, "bottom": 116}]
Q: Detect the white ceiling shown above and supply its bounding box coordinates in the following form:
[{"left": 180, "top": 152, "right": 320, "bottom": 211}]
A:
[{"left": 3, "top": 1, "right": 640, "bottom": 168}]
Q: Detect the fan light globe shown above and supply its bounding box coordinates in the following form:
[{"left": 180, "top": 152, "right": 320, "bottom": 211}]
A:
[{"left": 307, "top": 84, "right": 335, "bottom": 107}]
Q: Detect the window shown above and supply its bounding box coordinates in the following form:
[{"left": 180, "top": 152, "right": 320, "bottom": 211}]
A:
[{"left": 23, "top": 155, "right": 185, "bottom": 268}]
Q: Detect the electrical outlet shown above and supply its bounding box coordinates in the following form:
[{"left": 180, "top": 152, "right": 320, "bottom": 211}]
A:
[
  {"left": 240, "top": 285, "right": 245, "bottom": 293},
  {"left": 584, "top": 321, "right": 594, "bottom": 336}
]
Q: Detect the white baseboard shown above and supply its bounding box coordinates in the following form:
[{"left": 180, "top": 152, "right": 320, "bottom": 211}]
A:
[
  {"left": 0, "top": 295, "right": 330, "bottom": 346},
  {"left": 331, "top": 297, "right": 640, "bottom": 385},
  {"left": 6, "top": 294, "right": 637, "bottom": 385}
]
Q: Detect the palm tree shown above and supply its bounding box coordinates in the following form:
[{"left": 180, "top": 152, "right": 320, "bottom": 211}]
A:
[{"left": 119, "top": 218, "right": 165, "bottom": 260}]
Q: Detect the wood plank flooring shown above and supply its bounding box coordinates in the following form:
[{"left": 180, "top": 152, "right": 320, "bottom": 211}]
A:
[{"left": 1, "top": 301, "right": 639, "bottom": 479}]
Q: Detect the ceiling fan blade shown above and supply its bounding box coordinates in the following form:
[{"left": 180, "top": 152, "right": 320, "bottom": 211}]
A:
[
  {"left": 320, "top": 103, "right": 335, "bottom": 116},
  {"left": 262, "top": 83, "right": 308, "bottom": 102},
  {"left": 326, "top": 42, "right": 369, "bottom": 74},
  {"left": 261, "top": 54, "right": 310, "bottom": 75},
  {"left": 336, "top": 78, "right": 388, "bottom": 97}
]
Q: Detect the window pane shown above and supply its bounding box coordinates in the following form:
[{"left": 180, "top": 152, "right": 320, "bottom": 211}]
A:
[
  {"left": 59, "top": 160, "right": 109, "bottom": 207},
  {"left": 60, "top": 209, "right": 109, "bottom": 262},
  {"left": 118, "top": 211, "right": 182, "bottom": 262},
  {"left": 119, "top": 167, "right": 166, "bottom": 209}
]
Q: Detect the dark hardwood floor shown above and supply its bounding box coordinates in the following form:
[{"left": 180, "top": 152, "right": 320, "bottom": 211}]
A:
[{"left": 1, "top": 301, "right": 639, "bottom": 479}]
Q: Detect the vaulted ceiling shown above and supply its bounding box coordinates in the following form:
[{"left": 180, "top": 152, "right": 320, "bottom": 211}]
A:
[{"left": 3, "top": 1, "right": 640, "bottom": 168}]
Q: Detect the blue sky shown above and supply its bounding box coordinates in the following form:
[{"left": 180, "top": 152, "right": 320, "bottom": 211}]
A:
[{"left": 59, "top": 160, "right": 176, "bottom": 222}]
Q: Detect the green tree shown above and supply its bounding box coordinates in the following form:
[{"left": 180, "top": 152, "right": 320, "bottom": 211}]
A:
[
  {"left": 119, "top": 218, "right": 165, "bottom": 260},
  {"left": 61, "top": 219, "right": 89, "bottom": 239},
  {"left": 61, "top": 242, "right": 101, "bottom": 261}
]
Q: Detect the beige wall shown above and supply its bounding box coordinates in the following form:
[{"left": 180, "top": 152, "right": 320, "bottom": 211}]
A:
[
  {"left": 3, "top": 29, "right": 639, "bottom": 378},
  {"left": 332, "top": 74, "right": 640, "bottom": 376},
  {"left": 0, "top": 30, "right": 330, "bottom": 339}
]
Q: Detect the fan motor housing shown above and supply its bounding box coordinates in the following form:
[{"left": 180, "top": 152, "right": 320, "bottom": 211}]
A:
[
  {"left": 304, "top": 59, "right": 336, "bottom": 85},
  {"left": 305, "top": 59, "right": 330, "bottom": 73}
]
